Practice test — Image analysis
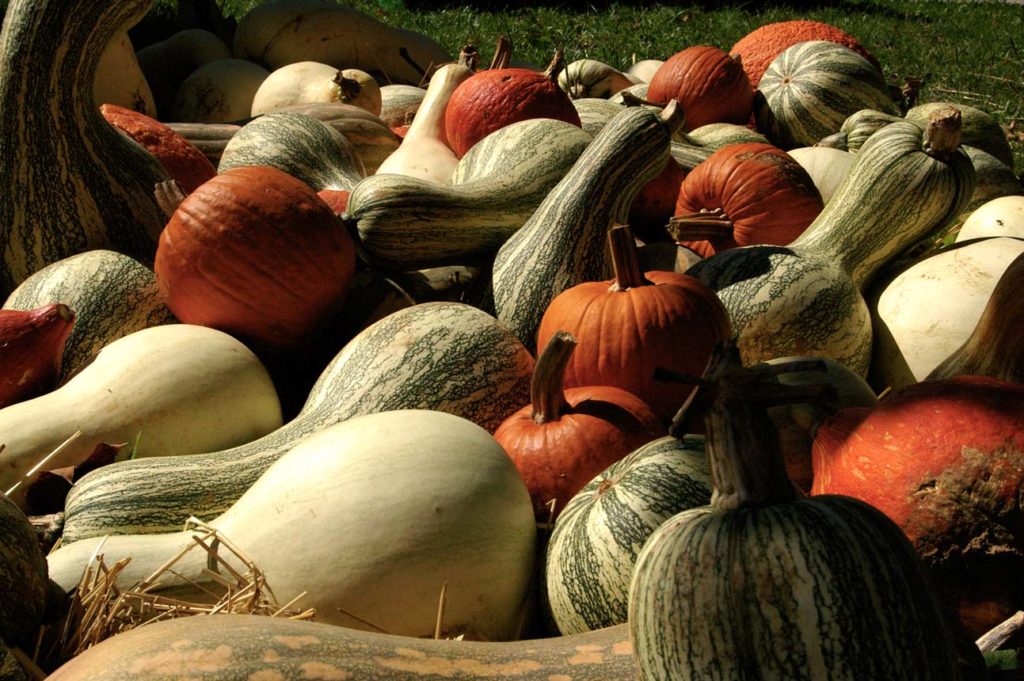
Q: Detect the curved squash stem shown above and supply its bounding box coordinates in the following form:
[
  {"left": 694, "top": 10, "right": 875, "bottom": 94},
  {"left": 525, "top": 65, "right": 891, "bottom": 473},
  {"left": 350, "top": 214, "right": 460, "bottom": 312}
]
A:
[
  {"left": 608, "top": 224, "right": 648, "bottom": 291},
  {"left": 923, "top": 106, "right": 963, "bottom": 161},
  {"left": 530, "top": 331, "right": 576, "bottom": 424},
  {"left": 928, "top": 251, "right": 1024, "bottom": 383},
  {"left": 334, "top": 74, "right": 362, "bottom": 104},
  {"left": 666, "top": 208, "right": 734, "bottom": 242},
  {"left": 658, "top": 100, "right": 686, "bottom": 137},
  {"left": 458, "top": 45, "right": 479, "bottom": 71},
  {"left": 489, "top": 35, "right": 511, "bottom": 70},
  {"left": 543, "top": 49, "right": 567, "bottom": 83},
  {"left": 153, "top": 180, "right": 186, "bottom": 220}
]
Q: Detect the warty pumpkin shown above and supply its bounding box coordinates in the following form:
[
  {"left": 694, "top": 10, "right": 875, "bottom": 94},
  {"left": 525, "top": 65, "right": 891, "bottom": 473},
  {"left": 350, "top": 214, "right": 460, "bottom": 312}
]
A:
[
  {"left": 154, "top": 165, "right": 356, "bottom": 355},
  {"left": 646, "top": 45, "right": 753, "bottom": 131}
]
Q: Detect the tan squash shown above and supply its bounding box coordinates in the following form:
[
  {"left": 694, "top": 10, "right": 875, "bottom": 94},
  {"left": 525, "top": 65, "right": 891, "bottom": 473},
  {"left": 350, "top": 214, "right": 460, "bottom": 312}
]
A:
[
  {"left": 170, "top": 58, "right": 270, "bottom": 123},
  {"left": 136, "top": 28, "right": 232, "bottom": 117},
  {"left": 94, "top": 30, "right": 156, "bottom": 116}
]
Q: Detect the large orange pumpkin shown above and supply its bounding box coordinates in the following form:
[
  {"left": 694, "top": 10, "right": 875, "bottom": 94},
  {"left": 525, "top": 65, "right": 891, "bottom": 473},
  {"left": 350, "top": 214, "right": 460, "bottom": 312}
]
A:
[
  {"left": 646, "top": 46, "right": 753, "bottom": 132},
  {"left": 668, "top": 142, "right": 823, "bottom": 257},
  {"left": 155, "top": 166, "right": 356, "bottom": 354},
  {"left": 536, "top": 226, "right": 731, "bottom": 423}
]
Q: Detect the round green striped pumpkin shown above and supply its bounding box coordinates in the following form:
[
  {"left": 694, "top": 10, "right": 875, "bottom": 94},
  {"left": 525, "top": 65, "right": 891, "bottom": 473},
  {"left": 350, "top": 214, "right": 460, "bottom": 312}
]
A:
[
  {"left": 755, "top": 40, "right": 898, "bottom": 149},
  {"left": 544, "top": 435, "right": 711, "bottom": 635}
]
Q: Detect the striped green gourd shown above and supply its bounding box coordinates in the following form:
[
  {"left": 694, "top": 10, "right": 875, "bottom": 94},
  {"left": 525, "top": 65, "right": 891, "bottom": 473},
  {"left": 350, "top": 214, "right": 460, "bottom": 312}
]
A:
[
  {"left": 218, "top": 111, "right": 366, "bottom": 191},
  {"left": 686, "top": 107, "right": 975, "bottom": 375},
  {"left": 378, "top": 83, "right": 426, "bottom": 127},
  {"left": 685, "top": 123, "right": 770, "bottom": 150},
  {"left": 572, "top": 97, "right": 626, "bottom": 137},
  {"left": 48, "top": 614, "right": 637, "bottom": 681},
  {"left": 0, "top": 496, "right": 48, "bottom": 645},
  {"left": 628, "top": 345, "right": 963, "bottom": 680},
  {"left": 544, "top": 435, "right": 711, "bottom": 635},
  {"left": 279, "top": 102, "right": 403, "bottom": 175},
  {"left": 907, "top": 101, "right": 1014, "bottom": 167},
  {"left": 492, "top": 102, "right": 684, "bottom": 351},
  {"left": 755, "top": 40, "right": 899, "bottom": 149},
  {"left": 0, "top": 0, "right": 169, "bottom": 297},
  {"left": 3, "top": 250, "right": 176, "bottom": 383},
  {"left": 817, "top": 108, "right": 903, "bottom": 152},
  {"left": 61, "top": 302, "right": 535, "bottom": 542},
  {"left": 345, "top": 118, "right": 592, "bottom": 271}
]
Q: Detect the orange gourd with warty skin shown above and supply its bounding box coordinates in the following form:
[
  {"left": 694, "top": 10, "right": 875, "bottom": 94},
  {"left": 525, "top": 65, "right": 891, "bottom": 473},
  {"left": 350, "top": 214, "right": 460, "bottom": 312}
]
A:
[
  {"left": 536, "top": 225, "right": 731, "bottom": 424},
  {"left": 494, "top": 330, "right": 665, "bottom": 522},
  {"left": 646, "top": 45, "right": 753, "bottom": 132},
  {"left": 668, "top": 142, "right": 824, "bottom": 258},
  {"left": 154, "top": 166, "right": 356, "bottom": 355}
]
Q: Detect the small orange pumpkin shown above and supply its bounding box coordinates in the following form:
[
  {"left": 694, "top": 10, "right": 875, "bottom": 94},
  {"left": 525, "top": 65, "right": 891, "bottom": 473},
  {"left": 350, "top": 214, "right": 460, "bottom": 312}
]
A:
[{"left": 646, "top": 46, "right": 753, "bottom": 131}]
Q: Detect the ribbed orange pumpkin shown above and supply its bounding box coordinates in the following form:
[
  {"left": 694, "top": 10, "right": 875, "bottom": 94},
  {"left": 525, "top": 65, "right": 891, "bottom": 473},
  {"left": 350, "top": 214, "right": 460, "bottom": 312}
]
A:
[
  {"left": 668, "top": 142, "right": 823, "bottom": 258},
  {"left": 494, "top": 331, "right": 664, "bottom": 521},
  {"left": 730, "top": 20, "right": 881, "bottom": 87},
  {"left": 100, "top": 103, "right": 216, "bottom": 194},
  {"left": 536, "top": 226, "right": 731, "bottom": 423},
  {"left": 646, "top": 46, "right": 753, "bottom": 132},
  {"left": 155, "top": 166, "right": 356, "bottom": 354},
  {"left": 444, "top": 50, "right": 582, "bottom": 158}
]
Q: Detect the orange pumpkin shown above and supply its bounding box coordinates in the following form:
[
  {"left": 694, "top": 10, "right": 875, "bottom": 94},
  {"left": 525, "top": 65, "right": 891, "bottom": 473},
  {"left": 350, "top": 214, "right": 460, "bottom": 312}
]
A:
[
  {"left": 646, "top": 46, "right": 753, "bottom": 131},
  {"left": 536, "top": 225, "right": 731, "bottom": 423},
  {"left": 444, "top": 50, "right": 581, "bottom": 158},
  {"left": 668, "top": 142, "right": 823, "bottom": 258},
  {"left": 628, "top": 157, "right": 688, "bottom": 244},
  {"left": 154, "top": 166, "right": 356, "bottom": 354},
  {"left": 494, "top": 331, "right": 664, "bottom": 521}
]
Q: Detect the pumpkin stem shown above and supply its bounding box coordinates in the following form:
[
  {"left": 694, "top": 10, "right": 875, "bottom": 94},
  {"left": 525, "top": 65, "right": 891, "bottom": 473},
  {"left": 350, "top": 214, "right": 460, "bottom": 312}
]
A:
[
  {"left": 923, "top": 106, "right": 963, "bottom": 161},
  {"left": 153, "top": 180, "right": 186, "bottom": 220},
  {"left": 334, "top": 74, "right": 362, "bottom": 104},
  {"left": 543, "top": 49, "right": 567, "bottom": 83},
  {"left": 489, "top": 35, "right": 512, "bottom": 70},
  {"left": 659, "top": 100, "right": 686, "bottom": 136},
  {"left": 607, "top": 224, "right": 649, "bottom": 291},
  {"left": 530, "top": 331, "right": 576, "bottom": 424},
  {"left": 666, "top": 208, "right": 734, "bottom": 243},
  {"left": 816, "top": 131, "right": 849, "bottom": 151},
  {"left": 927, "top": 251, "right": 1024, "bottom": 383},
  {"left": 458, "top": 45, "right": 480, "bottom": 71}
]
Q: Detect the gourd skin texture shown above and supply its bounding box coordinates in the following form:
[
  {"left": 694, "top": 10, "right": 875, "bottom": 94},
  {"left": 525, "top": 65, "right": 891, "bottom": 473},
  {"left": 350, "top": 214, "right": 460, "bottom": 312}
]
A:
[
  {"left": 647, "top": 46, "right": 753, "bottom": 131},
  {"left": 0, "top": 496, "right": 47, "bottom": 645},
  {"left": 0, "top": 0, "right": 170, "bottom": 297}
]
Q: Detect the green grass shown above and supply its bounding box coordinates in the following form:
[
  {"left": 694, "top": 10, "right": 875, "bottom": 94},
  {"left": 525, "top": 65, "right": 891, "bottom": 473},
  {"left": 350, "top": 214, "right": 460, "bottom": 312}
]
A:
[{"left": 141, "top": 0, "right": 1024, "bottom": 173}]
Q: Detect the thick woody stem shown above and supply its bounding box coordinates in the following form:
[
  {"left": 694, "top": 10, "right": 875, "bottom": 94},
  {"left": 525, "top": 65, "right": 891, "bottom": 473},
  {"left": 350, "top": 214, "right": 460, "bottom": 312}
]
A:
[
  {"left": 530, "top": 331, "right": 577, "bottom": 424},
  {"left": 608, "top": 224, "right": 648, "bottom": 291}
]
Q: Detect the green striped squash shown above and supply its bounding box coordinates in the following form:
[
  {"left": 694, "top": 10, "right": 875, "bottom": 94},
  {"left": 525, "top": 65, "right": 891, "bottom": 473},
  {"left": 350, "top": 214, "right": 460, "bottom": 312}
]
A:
[
  {"left": 907, "top": 101, "right": 1014, "bottom": 167},
  {"left": 818, "top": 108, "right": 903, "bottom": 152},
  {"left": 3, "top": 250, "right": 176, "bottom": 383},
  {"left": 572, "top": 97, "right": 626, "bottom": 137},
  {"left": 346, "top": 118, "right": 592, "bottom": 271},
  {"left": 48, "top": 614, "right": 636, "bottom": 681},
  {"left": 756, "top": 40, "right": 899, "bottom": 149},
  {"left": 280, "top": 102, "right": 403, "bottom": 175},
  {"left": 544, "top": 435, "right": 711, "bottom": 635},
  {"left": 492, "top": 103, "right": 683, "bottom": 351},
  {"left": 378, "top": 83, "right": 426, "bottom": 127},
  {"left": 0, "top": 0, "right": 169, "bottom": 297},
  {"left": 687, "top": 111, "right": 975, "bottom": 375},
  {"left": 0, "top": 496, "right": 48, "bottom": 645},
  {"left": 955, "top": 146, "right": 1024, "bottom": 224},
  {"left": 62, "top": 302, "right": 535, "bottom": 542},
  {"left": 670, "top": 141, "right": 714, "bottom": 171},
  {"left": 628, "top": 348, "right": 962, "bottom": 680},
  {"left": 218, "top": 112, "right": 366, "bottom": 191},
  {"left": 685, "top": 123, "right": 770, "bottom": 150}
]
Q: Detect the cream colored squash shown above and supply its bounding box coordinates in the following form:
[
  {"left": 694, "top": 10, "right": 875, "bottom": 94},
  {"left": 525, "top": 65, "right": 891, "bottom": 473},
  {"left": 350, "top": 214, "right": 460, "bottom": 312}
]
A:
[
  {"left": 47, "top": 410, "right": 537, "bottom": 641},
  {"left": 0, "top": 324, "right": 282, "bottom": 507},
  {"left": 94, "top": 30, "right": 156, "bottom": 116},
  {"left": 251, "top": 62, "right": 381, "bottom": 117},
  {"left": 956, "top": 195, "right": 1024, "bottom": 242},
  {"left": 870, "top": 237, "right": 1024, "bottom": 390},
  {"left": 375, "top": 61, "right": 471, "bottom": 184},
  {"left": 170, "top": 58, "right": 270, "bottom": 123},
  {"left": 787, "top": 146, "right": 856, "bottom": 205},
  {"left": 626, "top": 59, "right": 663, "bottom": 84},
  {"left": 338, "top": 68, "right": 382, "bottom": 116},
  {"left": 136, "top": 29, "right": 232, "bottom": 116}
]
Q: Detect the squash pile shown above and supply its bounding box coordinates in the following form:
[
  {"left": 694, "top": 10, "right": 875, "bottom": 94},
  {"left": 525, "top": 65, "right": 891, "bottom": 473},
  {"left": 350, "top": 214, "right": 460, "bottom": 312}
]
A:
[{"left": 2, "top": 0, "right": 1023, "bottom": 678}]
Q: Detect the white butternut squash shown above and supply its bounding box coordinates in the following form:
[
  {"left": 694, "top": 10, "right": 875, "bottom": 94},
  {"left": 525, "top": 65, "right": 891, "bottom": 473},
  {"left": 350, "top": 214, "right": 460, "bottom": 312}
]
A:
[
  {"left": 0, "top": 325, "right": 282, "bottom": 508},
  {"left": 47, "top": 410, "right": 536, "bottom": 642},
  {"left": 251, "top": 62, "right": 382, "bottom": 117},
  {"left": 956, "top": 195, "right": 1024, "bottom": 242},
  {"left": 170, "top": 58, "right": 270, "bottom": 123}
]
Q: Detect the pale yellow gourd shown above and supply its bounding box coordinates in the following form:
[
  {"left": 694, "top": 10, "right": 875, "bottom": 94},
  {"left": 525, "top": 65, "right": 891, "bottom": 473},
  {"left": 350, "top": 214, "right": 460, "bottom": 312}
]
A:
[
  {"left": 47, "top": 410, "right": 537, "bottom": 642},
  {"left": 337, "top": 68, "right": 382, "bottom": 116},
  {"left": 626, "top": 59, "right": 663, "bottom": 84},
  {"left": 375, "top": 61, "right": 472, "bottom": 184},
  {"left": 94, "top": 30, "right": 156, "bottom": 116},
  {"left": 251, "top": 62, "right": 382, "bottom": 117},
  {"left": 0, "top": 324, "right": 282, "bottom": 507},
  {"left": 136, "top": 28, "right": 232, "bottom": 116},
  {"left": 171, "top": 58, "right": 270, "bottom": 123}
]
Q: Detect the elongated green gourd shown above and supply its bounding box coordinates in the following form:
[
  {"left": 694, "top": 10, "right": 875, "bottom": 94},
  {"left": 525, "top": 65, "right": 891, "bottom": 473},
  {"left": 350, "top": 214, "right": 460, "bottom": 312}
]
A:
[
  {"left": 347, "top": 118, "right": 592, "bottom": 270},
  {"left": 686, "top": 108, "right": 975, "bottom": 375},
  {"left": 492, "top": 102, "right": 684, "bottom": 351},
  {"left": 62, "top": 302, "right": 535, "bottom": 542},
  {"left": 0, "top": 0, "right": 169, "bottom": 298}
]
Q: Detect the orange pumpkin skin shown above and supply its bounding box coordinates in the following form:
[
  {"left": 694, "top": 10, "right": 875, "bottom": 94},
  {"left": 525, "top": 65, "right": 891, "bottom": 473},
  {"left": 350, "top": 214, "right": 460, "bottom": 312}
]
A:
[
  {"left": 101, "top": 103, "right": 216, "bottom": 194},
  {"left": 673, "top": 142, "right": 823, "bottom": 257},
  {"left": 646, "top": 46, "right": 753, "bottom": 132},
  {"left": 444, "top": 67, "right": 582, "bottom": 158},
  {"left": 537, "top": 273, "right": 731, "bottom": 423},
  {"left": 494, "top": 385, "right": 663, "bottom": 521},
  {"left": 317, "top": 189, "right": 350, "bottom": 215},
  {"left": 155, "top": 166, "right": 356, "bottom": 354},
  {"left": 811, "top": 376, "right": 1024, "bottom": 637},
  {"left": 629, "top": 158, "right": 688, "bottom": 244},
  {"left": 730, "top": 20, "right": 881, "bottom": 87}
]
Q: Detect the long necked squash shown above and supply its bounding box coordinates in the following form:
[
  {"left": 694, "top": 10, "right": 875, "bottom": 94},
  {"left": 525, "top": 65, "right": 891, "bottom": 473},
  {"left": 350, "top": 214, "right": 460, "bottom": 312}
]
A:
[
  {"left": 0, "top": 324, "right": 283, "bottom": 509},
  {"left": 61, "top": 302, "right": 535, "bottom": 542},
  {"left": 47, "top": 614, "right": 636, "bottom": 681},
  {"left": 686, "top": 107, "right": 975, "bottom": 375},
  {"left": 0, "top": 0, "right": 169, "bottom": 296},
  {"left": 345, "top": 118, "right": 592, "bottom": 270},
  {"left": 48, "top": 410, "right": 537, "bottom": 641},
  {"left": 492, "top": 102, "right": 685, "bottom": 350},
  {"left": 628, "top": 344, "right": 965, "bottom": 679}
]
